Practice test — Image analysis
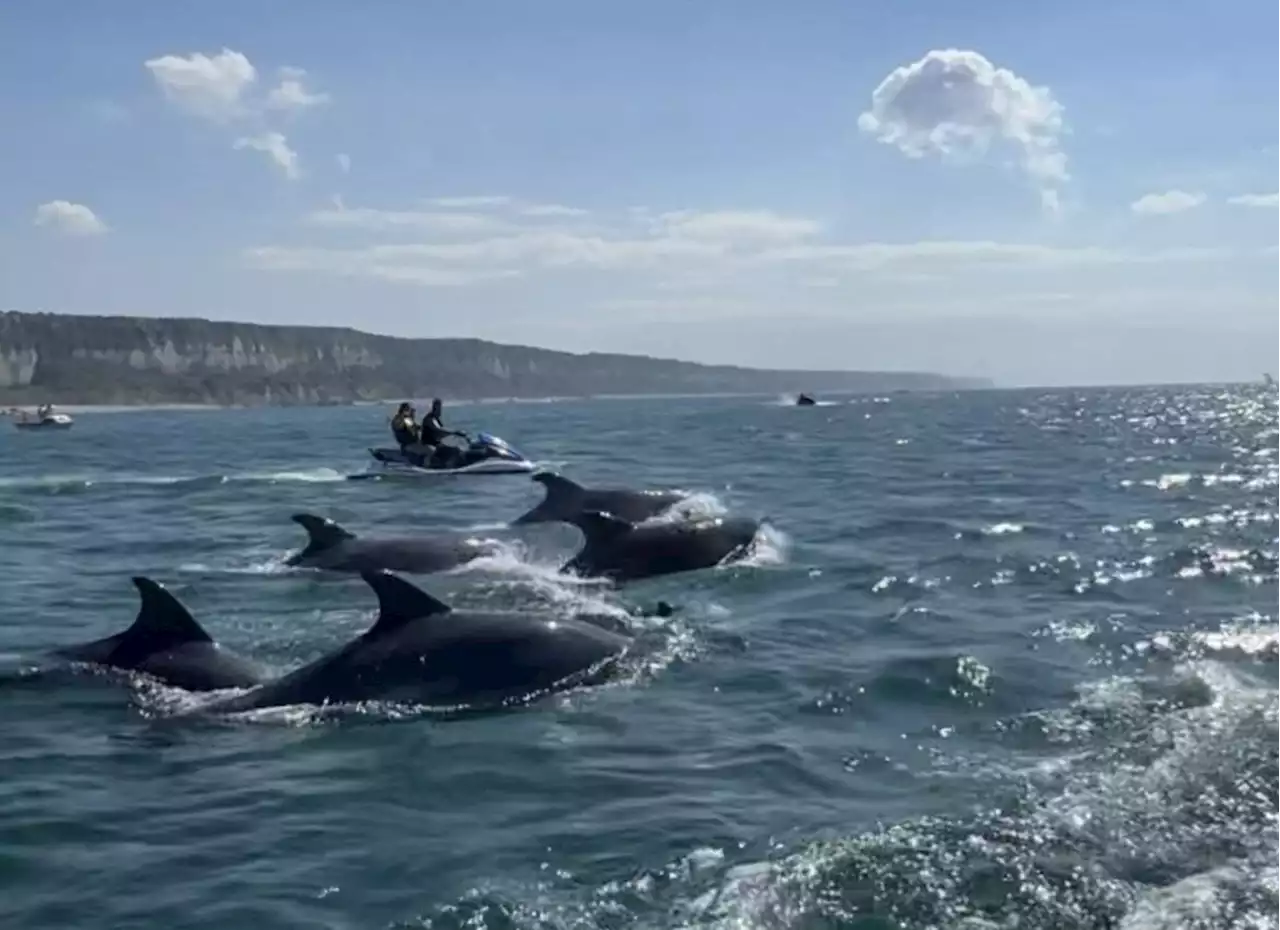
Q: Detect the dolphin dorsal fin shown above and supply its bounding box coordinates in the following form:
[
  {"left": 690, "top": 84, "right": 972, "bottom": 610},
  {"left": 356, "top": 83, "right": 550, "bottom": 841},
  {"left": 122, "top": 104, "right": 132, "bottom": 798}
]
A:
[
  {"left": 533, "top": 472, "right": 583, "bottom": 497},
  {"left": 574, "top": 510, "right": 634, "bottom": 544},
  {"left": 123, "top": 577, "right": 214, "bottom": 648},
  {"left": 292, "top": 513, "right": 356, "bottom": 552},
  {"left": 360, "top": 570, "right": 452, "bottom": 637}
]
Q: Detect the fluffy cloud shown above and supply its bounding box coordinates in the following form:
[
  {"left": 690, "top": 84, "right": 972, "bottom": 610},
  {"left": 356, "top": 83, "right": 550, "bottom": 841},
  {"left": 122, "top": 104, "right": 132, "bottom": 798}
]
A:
[
  {"left": 1227, "top": 192, "right": 1279, "bottom": 208},
  {"left": 145, "top": 49, "right": 327, "bottom": 122},
  {"left": 1130, "top": 190, "right": 1206, "bottom": 215},
  {"left": 143, "top": 48, "right": 257, "bottom": 123},
  {"left": 858, "top": 48, "right": 1067, "bottom": 210},
  {"left": 264, "top": 67, "right": 330, "bottom": 112},
  {"left": 146, "top": 49, "right": 325, "bottom": 181},
  {"left": 33, "top": 200, "right": 109, "bottom": 236},
  {"left": 245, "top": 198, "right": 1240, "bottom": 290},
  {"left": 234, "top": 132, "right": 300, "bottom": 180}
]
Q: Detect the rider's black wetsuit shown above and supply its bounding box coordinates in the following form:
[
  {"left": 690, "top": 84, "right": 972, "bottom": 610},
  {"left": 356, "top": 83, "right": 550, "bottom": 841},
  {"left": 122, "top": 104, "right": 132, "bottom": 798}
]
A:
[{"left": 420, "top": 413, "right": 466, "bottom": 467}]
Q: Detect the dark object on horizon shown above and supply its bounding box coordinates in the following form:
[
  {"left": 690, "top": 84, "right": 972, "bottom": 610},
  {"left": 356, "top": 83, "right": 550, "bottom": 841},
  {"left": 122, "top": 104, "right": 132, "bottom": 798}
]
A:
[{"left": 796, "top": 393, "right": 817, "bottom": 406}]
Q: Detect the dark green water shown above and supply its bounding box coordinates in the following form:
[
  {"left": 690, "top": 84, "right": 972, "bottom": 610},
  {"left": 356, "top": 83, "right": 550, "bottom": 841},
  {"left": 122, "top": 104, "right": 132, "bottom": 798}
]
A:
[{"left": 0, "top": 387, "right": 1275, "bottom": 929}]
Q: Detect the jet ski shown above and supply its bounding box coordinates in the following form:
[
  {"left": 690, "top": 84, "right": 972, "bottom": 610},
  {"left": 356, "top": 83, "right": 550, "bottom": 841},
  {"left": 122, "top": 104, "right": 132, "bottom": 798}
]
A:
[
  {"left": 12, "top": 407, "right": 74, "bottom": 430},
  {"left": 359, "top": 432, "right": 536, "bottom": 478}
]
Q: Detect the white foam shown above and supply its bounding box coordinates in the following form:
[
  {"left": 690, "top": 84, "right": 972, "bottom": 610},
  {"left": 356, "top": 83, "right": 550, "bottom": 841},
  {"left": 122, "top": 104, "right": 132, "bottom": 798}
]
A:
[
  {"left": 733, "top": 522, "right": 789, "bottom": 568},
  {"left": 177, "top": 551, "right": 293, "bottom": 575},
  {"left": 228, "top": 467, "right": 347, "bottom": 484},
  {"left": 643, "top": 491, "right": 730, "bottom": 525}
]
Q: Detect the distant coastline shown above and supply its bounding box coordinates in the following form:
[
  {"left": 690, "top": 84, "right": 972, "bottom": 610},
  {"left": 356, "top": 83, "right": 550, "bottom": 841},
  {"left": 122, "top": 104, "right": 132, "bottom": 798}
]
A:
[
  {"left": 0, "top": 310, "right": 990, "bottom": 407},
  {"left": 3, "top": 390, "right": 931, "bottom": 417}
]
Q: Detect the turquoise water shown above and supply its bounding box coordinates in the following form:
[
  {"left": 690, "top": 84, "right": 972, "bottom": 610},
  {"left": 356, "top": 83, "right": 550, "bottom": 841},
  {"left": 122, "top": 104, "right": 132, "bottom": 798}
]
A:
[{"left": 0, "top": 387, "right": 1275, "bottom": 929}]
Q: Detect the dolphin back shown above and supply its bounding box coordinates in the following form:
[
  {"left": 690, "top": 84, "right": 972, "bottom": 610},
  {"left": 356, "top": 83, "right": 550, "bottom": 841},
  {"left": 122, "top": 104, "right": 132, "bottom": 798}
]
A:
[
  {"left": 288, "top": 513, "right": 357, "bottom": 565},
  {"left": 511, "top": 472, "right": 585, "bottom": 525},
  {"left": 52, "top": 577, "right": 265, "bottom": 691},
  {"left": 566, "top": 515, "right": 761, "bottom": 583},
  {"left": 513, "top": 473, "right": 688, "bottom": 526},
  {"left": 198, "top": 572, "right": 630, "bottom": 713}
]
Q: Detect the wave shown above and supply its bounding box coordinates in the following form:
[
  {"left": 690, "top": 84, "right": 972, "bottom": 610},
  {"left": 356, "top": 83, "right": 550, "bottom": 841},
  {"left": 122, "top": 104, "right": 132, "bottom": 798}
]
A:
[{"left": 0, "top": 467, "right": 349, "bottom": 496}]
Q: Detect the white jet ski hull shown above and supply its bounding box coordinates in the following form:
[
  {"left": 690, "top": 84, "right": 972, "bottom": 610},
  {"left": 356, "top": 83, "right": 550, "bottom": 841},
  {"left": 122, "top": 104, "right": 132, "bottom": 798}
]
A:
[
  {"left": 352, "top": 432, "right": 537, "bottom": 480},
  {"left": 13, "top": 414, "right": 74, "bottom": 430},
  {"left": 367, "top": 457, "right": 537, "bottom": 477}
]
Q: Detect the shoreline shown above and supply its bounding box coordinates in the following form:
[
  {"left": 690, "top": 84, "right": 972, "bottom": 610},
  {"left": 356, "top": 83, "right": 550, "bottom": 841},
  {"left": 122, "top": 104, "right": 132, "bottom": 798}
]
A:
[{"left": 0, "top": 390, "right": 824, "bottom": 415}]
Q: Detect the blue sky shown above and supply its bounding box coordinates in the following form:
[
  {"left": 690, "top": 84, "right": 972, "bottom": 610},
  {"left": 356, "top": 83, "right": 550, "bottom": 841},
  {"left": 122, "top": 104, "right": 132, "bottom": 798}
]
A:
[{"left": 1, "top": 1, "right": 1276, "bottom": 386}]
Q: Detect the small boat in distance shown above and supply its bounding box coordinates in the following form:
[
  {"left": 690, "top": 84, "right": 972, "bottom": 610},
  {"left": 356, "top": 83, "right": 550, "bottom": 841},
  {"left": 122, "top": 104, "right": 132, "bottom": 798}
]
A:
[
  {"left": 796, "top": 393, "right": 818, "bottom": 406},
  {"left": 10, "top": 404, "right": 74, "bottom": 430}
]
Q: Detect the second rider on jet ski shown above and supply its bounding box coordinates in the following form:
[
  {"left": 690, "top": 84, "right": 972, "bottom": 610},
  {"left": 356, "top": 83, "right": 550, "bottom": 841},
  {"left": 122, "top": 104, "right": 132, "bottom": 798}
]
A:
[{"left": 419, "top": 398, "right": 470, "bottom": 467}]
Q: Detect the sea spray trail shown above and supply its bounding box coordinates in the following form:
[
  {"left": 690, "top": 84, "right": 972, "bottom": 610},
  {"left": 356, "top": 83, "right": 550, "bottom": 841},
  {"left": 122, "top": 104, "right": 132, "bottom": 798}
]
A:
[{"left": 0, "top": 387, "right": 1274, "bottom": 930}]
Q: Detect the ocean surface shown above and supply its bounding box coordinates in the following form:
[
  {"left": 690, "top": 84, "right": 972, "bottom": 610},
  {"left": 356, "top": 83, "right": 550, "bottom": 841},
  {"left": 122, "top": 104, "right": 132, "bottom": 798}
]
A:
[{"left": 0, "top": 387, "right": 1275, "bottom": 930}]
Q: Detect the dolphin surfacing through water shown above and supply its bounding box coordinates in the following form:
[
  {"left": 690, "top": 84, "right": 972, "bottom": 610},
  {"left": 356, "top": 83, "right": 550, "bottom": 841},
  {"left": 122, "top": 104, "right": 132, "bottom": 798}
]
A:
[
  {"left": 198, "top": 570, "right": 632, "bottom": 714},
  {"left": 563, "top": 510, "right": 764, "bottom": 583},
  {"left": 286, "top": 513, "right": 499, "bottom": 575},
  {"left": 510, "top": 472, "right": 689, "bottom": 526},
  {"left": 50, "top": 577, "right": 267, "bottom": 692}
]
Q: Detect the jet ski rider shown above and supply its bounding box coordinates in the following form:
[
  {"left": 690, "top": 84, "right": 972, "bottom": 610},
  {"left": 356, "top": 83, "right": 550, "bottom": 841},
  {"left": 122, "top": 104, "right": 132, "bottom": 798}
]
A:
[
  {"left": 390, "top": 402, "right": 419, "bottom": 450},
  {"left": 418, "top": 398, "right": 469, "bottom": 467}
]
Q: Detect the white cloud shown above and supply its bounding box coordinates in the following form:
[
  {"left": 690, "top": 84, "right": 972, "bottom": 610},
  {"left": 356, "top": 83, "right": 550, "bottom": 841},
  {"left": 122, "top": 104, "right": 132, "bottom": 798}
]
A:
[
  {"left": 33, "top": 200, "right": 109, "bottom": 236},
  {"left": 264, "top": 67, "right": 330, "bottom": 113},
  {"left": 656, "top": 210, "right": 821, "bottom": 244},
  {"left": 417, "top": 196, "right": 591, "bottom": 219},
  {"left": 234, "top": 132, "right": 300, "bottom": 179},
  {"left": 1130, "top": 190, "right": 1206, "bottom": 215},
  {"left": 518, "top": 203, "right": 589, "bottom": 218},
  {"left": 1227, "top": 192, "right": 1279, "bottom": 208},
  {"left": 305, "top": 207, "right": 512, "bottom": 234},
  {"left": 146, "top": 50, "right": 327, "bottom": 182},
  {"left": 760, "top": 239, "right": 1229, "bottom": 272},
  {"left": 244, "top": 197, "right": 1247, "bottom": 291},
  {"left": 302, "top": 199, "right": 600, "bottom": 236},
  {"left": 146, "top": 50, "right": 328, "bottom": 123},
  {"left": 429, "top": 195, "right": 513, "bottom": 208},
  {"left": 144, "top": 48, "right": 258, "bottom": 123},
  {"left": 858, "top": 48, "right": 1067, "bottom": 210},
  {"left": 336, "top": 153, "right": 351, "bottom": 174},
  {"left": 246, "top": 246, "right": 522, "bottom": 287},
  {"left": 348, "top": 230, "right": 724, "bottom": 270}
]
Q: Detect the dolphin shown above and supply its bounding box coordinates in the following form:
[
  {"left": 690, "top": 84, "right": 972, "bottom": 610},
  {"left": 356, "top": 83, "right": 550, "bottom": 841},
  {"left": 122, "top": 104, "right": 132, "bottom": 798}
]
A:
[
  {"left": 285, "top": 513, "right": 500, "bottom": 575},
  {"left": 562, "top": 510, "right": 763, "bottom": 583},
  {"left": 50, "top": 577, "right": 267, "bottom": 692},
  {"left": 510, "top": 472, "right": 689, "bottom": 526},
  {"left": 199, "top": 570, "right": 631, "bottom": 714}
]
